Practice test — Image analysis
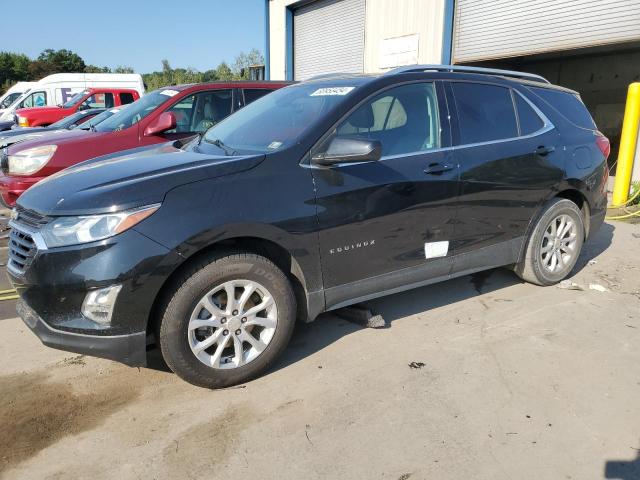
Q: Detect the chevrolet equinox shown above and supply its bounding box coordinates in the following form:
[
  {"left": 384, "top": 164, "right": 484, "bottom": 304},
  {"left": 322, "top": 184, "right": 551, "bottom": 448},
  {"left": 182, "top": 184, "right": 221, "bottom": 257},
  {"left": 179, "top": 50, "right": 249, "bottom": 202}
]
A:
[{"left": 8, "top": 66, "right": 610, "bottom": 388}]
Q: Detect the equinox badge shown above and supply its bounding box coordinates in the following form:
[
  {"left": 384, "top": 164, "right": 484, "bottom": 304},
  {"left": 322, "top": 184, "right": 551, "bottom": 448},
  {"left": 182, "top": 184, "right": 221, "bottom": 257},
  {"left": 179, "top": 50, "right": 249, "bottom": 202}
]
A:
[{"left": 329, "top": 240, "right": 375, "bottom": 255}]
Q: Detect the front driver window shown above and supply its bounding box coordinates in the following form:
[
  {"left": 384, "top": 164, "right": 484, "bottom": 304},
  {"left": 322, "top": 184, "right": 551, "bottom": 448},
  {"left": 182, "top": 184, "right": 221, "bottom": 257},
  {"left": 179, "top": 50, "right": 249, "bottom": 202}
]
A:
[
  {"left": 328, "top": 82, "right": 440, "bottom": 158},
  {"left": 166, "top": 89, "right": 233, "bottom": 134},
  {"left": 79, "top": 93, "right": 114, "bottom": 110}
]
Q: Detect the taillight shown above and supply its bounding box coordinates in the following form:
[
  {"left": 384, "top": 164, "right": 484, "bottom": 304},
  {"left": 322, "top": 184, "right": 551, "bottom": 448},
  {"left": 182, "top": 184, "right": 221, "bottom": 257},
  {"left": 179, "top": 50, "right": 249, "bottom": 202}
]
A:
[
  {"left": 596, "top": 133, "right": 610, "bottom": 193},
  {"left": 595, "top": 133, "right": 611, "bottom": 159}
]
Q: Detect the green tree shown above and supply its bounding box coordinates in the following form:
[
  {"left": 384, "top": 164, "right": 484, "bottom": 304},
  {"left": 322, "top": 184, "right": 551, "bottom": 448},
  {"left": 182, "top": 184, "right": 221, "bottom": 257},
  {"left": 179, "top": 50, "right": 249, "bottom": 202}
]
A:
[
  {"left": 113, "top": 65, "right": 134, "bottom": 74},
  {"left": 29, "top": 49, "right": 86, "bottom": 78},
  {"left": 233, "top": 49, "right": 264, "bottom": 79},
  {"left": 84, "top": 65, "right": 111, "bottom": 73},
  {"left": 0, "top": 51, "right": 32, "bottom": 91},
  {"left": 215, "top": 62, "right": 234, "bottom": 81}
]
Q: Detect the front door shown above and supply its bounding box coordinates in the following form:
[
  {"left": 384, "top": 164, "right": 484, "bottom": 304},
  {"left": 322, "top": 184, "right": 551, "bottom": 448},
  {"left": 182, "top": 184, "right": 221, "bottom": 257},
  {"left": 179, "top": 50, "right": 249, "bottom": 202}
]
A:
[{"left": 310, "top": 81, "right": 460, "bottom": 309}]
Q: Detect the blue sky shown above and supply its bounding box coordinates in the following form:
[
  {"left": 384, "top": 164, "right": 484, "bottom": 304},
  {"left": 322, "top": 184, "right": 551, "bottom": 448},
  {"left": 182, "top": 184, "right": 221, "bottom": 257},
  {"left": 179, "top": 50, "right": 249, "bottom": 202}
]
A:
[{"left": 2, "top": 0, "right": 266, "bottom": 73}]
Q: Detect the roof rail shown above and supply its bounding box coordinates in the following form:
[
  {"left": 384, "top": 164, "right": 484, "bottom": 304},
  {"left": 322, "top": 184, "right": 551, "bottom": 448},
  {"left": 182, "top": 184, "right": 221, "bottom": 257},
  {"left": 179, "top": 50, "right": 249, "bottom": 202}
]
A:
[
  {"left": 384, "top": 64, "right": 550, "bottom": 84},
  {"left": 307, "top": 72, "right": 366, "bottom": 81}
]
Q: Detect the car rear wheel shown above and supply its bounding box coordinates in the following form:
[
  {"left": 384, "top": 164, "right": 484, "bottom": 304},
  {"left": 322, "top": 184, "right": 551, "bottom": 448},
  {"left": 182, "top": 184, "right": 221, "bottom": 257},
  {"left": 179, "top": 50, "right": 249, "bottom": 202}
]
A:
[
  {"left": 515, "top": 198, "right": 584, "bottom": 286},
  {"left": 157, "top": 252, "right": 296, "bottom": 389}
]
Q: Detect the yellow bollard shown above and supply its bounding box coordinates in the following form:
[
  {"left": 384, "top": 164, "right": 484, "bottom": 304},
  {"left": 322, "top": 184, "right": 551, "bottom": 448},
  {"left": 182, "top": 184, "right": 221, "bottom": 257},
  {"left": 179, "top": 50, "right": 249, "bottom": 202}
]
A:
[{"left": 612, "top": 83, "right": 640, "bottom": 205}]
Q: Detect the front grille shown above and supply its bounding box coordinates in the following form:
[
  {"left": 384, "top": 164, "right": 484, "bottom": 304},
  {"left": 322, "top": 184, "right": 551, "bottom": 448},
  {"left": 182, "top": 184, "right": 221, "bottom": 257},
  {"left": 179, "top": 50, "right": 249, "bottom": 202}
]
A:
[
  {"left": 7, "top": 208, "right": 50, "bottom": 275},
  {"left": 13, "top": 207, "right": 50, "bottom": 229},
  {"left": 8, "top": 227, "right": 37, "bottom": 274}
]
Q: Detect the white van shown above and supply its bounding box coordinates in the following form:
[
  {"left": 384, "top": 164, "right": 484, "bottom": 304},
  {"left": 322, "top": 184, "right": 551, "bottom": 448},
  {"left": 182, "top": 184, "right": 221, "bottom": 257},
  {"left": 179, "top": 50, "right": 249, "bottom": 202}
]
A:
[
  {"left": 0, "top": 73, "right": 145, "bottom": 122},
  {"left": 0, "top": 82, "right": 37, "bottom": 115}
]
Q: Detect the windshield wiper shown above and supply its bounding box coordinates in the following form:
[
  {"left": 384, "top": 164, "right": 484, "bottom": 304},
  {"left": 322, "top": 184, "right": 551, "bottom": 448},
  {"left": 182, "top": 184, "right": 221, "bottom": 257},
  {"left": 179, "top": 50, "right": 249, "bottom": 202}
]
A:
[{"left": 205, "top": 138, "right": 237, "bottom": 156}]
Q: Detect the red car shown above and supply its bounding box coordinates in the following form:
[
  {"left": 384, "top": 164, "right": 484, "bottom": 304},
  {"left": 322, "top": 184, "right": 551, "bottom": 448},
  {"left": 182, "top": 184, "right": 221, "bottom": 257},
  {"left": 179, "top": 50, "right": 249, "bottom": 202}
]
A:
[
  {"left": 15, "top": 88, "right": 140, "bottom": 127},
  {"left": 0, "top": 81, "right": 288, "bottom": 206}
]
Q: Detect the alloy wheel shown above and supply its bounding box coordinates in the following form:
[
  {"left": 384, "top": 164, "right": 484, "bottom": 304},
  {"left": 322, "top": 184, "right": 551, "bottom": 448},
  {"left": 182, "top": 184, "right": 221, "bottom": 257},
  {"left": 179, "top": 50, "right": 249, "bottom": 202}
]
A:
[
  {"left": 188, "top": 280, "right": 278, "bottom": 369},
  {"left": 540, "top": 214, "right": 578, "bottom": 273}
]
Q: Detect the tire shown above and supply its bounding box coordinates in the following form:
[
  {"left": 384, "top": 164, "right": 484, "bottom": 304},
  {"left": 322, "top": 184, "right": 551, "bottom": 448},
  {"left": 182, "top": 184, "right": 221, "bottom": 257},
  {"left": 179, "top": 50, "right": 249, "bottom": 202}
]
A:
[
  {"left": 157, "top": 252, "right": 296, "bottom": 389},
  {"left": 515, "top": 198, "right": 584, "bottom": 286}
]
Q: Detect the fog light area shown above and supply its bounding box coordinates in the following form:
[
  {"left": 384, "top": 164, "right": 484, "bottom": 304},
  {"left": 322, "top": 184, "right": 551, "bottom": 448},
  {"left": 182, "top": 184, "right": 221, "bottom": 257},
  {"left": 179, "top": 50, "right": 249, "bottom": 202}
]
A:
[{"left": 81, "top": 285, "right": 122, "bottom": 325}]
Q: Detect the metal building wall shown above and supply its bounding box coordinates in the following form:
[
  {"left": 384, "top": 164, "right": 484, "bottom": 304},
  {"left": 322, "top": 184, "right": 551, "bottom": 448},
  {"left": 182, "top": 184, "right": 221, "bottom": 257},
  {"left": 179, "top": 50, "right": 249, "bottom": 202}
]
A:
[
  {"left": 453, "top": 0, "right": 640, "bottom": 63},
  {"left": 364, "top": 0, "right": 446, "bottom": 72},
  {"left": 293, "top": 0, "right": 366, "bottom": 80}
]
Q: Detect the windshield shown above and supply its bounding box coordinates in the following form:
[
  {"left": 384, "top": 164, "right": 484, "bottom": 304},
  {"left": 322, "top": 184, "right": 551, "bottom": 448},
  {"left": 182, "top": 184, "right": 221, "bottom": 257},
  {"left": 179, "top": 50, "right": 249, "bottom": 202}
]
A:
[
  {"left": 80, "top": 107, "right": 123, "bottom": 130},
  {"left": 95, "top": 90, "right": 172, "bottom": 133},
  {"left": 4, "top": 90, "right": 31, "bottom": 111},
  {"left": 202, "top": 83, "right": 358, "bottom": 154},
  {"left": 62, "top": 90, "right": 90, "bottom": 109},
  {"left": 0, "top": 92, "right": 22, "bottom": 109},
  {"left": 50, "top": 111, "right": 89, "bottom": 129}
]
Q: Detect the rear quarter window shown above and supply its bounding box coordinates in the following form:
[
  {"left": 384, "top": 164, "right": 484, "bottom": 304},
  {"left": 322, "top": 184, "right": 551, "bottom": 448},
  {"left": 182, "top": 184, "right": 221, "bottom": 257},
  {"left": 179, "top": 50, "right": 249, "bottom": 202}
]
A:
[
  {"left": 120, "top": 92, "right": 135, "bottom": 105},
  {"left": 529, "top": 87, "right": 596, "bottom": 130}
]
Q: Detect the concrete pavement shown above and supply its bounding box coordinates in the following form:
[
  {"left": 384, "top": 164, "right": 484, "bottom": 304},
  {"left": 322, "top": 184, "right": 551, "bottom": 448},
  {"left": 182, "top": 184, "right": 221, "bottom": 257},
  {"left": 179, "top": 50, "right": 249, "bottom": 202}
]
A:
[{"left": 0, "top": 221, "right": 639, "bottom": 480}]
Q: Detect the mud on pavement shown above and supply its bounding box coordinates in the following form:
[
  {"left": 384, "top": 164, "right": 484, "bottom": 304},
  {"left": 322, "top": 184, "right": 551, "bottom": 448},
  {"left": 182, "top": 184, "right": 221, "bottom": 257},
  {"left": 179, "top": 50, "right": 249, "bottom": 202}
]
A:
[{"left": 0, "top": 362, "right": 142, "bottom": 473}]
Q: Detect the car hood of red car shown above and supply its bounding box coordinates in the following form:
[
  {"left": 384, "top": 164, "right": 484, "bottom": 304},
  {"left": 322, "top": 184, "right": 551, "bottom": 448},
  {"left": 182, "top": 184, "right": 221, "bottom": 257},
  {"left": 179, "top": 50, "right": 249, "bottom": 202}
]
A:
[
  {"left": 7, "top": 129, "right": 98, "bottom": 153},
  {"left": 15, "top": 106, "right": 64, "bottom": 117}
]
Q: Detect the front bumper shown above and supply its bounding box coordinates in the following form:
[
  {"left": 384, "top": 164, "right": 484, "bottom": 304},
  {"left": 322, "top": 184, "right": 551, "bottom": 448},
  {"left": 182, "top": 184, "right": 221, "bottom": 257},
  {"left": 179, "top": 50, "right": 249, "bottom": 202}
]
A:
[
  {"left": 18, "top": 299, "right": 147, "bottom": 366},
  {"left": 8, "top": 225, "right": 184, "bottom": 365}
]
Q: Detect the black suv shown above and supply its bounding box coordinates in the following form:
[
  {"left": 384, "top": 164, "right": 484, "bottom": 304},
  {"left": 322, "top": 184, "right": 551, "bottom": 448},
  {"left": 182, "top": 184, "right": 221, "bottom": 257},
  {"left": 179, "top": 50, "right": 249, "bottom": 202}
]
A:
[{"left": 8, "top": 66, "right": 610, "bottom": 388}]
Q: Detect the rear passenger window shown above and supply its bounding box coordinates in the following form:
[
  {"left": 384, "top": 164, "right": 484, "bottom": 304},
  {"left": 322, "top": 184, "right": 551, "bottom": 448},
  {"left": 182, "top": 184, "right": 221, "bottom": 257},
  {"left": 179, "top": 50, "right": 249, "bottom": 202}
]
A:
[
  {"left": 120, "top": 92, "right": 135, "bottom": 105},
  {"left": 452, "top": 83, "right": 518, "bottom": 144},
  {"left": 243, "top": 89, "right": 271, "bottom": 104},
  {"left": 529, "top": 87, "right": 595, "bottom": 130},
  {"left": 514, "top": 93, "right": 544, "bottom": 135}
]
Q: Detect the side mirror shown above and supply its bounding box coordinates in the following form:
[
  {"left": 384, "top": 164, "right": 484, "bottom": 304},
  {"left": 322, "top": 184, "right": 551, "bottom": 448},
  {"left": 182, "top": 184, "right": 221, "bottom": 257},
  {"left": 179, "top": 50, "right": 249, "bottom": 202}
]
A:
[
  {"left": 312, "top": 136, "right": 382, "bottom": 166},
  {"left": 144, "top": 112, "right": 177, "bottom": 136}
]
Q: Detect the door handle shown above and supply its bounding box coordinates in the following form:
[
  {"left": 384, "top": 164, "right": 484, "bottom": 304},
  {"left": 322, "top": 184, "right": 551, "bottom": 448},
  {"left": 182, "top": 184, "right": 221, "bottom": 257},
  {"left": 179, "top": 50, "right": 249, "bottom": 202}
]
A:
[
  {"left": 535, "top": 145, "right": 555, "bottom": 156},
  {"left": 424, "top": 162, "right": 454, "bottom": 175}
]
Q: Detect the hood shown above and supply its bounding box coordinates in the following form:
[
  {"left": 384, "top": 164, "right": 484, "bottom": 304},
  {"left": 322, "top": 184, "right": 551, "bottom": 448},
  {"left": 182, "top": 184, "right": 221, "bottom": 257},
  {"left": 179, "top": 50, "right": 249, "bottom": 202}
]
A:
[
  {"left": 0, "top": 128, "right": 69, "bottom": 148},
  {"left": 16, "top": 106, "right": 62, "bottom": 118},
  {"left": 6, "top": 129, "right": 96, "bottom": 153},
  {"left": 17, "top": 141, "right": 266, "bottom": 216}
]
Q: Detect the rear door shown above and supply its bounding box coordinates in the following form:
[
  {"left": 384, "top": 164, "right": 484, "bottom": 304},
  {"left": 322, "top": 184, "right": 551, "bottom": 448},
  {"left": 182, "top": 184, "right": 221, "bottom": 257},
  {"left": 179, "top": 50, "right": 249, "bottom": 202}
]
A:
[
  {"left": 447, "top": 80, "right": 563, "bottom": 273},
  {"left": 311, "top": 81, "right": 460, "bottom": 308}
]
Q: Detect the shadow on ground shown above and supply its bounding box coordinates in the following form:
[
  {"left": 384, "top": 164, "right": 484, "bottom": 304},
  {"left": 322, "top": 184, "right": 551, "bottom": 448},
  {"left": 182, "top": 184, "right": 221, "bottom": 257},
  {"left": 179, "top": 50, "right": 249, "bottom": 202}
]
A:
[
  {"left": 141, "top": 222, "right": 614, "bottom": 377},
  {"left": 271, "top": 221, "right": 615, "bottom": 374},
  {"left": 605, "top": 446, "right": 640, "bottom": 479}
]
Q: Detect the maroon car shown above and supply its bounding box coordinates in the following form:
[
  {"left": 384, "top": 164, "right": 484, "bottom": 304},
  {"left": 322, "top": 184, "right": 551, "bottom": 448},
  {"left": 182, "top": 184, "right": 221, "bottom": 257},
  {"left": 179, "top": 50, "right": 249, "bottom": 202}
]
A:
[{"left": 0, "top": 81, "right": 289, "bottom": 206}]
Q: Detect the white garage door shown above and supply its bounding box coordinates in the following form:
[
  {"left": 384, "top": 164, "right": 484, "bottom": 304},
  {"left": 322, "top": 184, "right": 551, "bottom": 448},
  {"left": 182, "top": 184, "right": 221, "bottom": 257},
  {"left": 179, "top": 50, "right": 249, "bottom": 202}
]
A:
[
  {"left": 453, "top": 0, "right": 640, "bottom": 63},
  {"left": 293, "top": 0, "right": 365, "bottom": 80}
]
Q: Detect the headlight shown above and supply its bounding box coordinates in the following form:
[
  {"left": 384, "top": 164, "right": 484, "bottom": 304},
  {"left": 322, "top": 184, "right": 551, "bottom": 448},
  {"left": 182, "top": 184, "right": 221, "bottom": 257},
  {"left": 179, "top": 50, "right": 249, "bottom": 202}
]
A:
[
  {"left": 8, "top": 145, "right": 57, "bottom": 175},
  {"left": 17, "top": 116, "right": 29, "bottom": 127},
  {"left": 41, "top": 204, "right": 160, "bottom": 248}
]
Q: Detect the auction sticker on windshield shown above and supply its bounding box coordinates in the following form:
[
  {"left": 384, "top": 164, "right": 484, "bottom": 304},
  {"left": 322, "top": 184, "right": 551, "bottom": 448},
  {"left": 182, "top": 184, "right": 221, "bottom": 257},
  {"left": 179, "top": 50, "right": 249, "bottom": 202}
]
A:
[
  {"left": 310, "top": 87, "right": 355, "bottom": 96},
  {"left": 160, "top": 89, "right": 179, "bottom": 97}
]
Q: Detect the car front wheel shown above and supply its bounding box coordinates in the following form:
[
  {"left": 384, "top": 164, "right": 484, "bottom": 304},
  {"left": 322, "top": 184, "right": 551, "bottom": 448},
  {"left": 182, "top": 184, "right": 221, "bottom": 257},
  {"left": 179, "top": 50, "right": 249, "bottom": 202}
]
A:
[
  {"left": 157, "top": 252, "right": 296, "bottom": 389},
  {"left": 515, "top": 198, "right": 585, "bottom": 286}
]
